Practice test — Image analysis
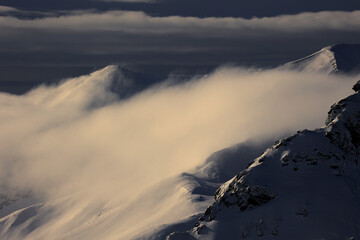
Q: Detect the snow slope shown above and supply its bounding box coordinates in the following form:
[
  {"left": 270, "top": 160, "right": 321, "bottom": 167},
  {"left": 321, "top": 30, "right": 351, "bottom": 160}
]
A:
[
  {"left": 0, "top": 140, "right": 273, "bottom": 240},
  {"left": 281, "top": 43, "right": 360, "bottom": 73},
  {"left": 169, "top": 81, "right": 360, "bottom": 239}
]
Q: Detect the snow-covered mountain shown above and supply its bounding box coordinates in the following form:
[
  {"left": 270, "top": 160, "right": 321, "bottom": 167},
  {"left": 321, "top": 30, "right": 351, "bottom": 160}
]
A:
[
  {"left": 281, "top": 43, "right": 360, "bottom": 73},
  {"left": 167, "top": 81, "right": 360, "bottom": 239},
  {"left": 0, "top": 45, "right": 359, "bottom": 240}
]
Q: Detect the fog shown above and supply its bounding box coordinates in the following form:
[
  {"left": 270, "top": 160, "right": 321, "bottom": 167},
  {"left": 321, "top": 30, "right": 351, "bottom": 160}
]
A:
[{"left": 0, "top": 66, "right": 357, "bottom": 204}]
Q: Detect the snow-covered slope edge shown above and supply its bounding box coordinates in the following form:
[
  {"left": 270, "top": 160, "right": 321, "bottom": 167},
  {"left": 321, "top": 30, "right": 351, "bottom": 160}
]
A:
[
  {"left": 169, "top": 82, "right": 360, "bottom": 239},
  {"left": 281, "top": 43, "right": 360, "bottom": 74}
]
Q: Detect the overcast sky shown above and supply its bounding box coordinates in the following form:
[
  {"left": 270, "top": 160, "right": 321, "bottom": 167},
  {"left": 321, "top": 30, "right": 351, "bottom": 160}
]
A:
[{"left": 0, "top": 1, "right": 360, "bottom": 93}]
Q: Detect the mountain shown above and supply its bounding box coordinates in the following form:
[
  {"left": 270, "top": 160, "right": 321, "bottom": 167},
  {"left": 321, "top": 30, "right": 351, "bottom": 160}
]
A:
[
  {"left": 168, "top": 81, "right": 360, "bottom": 239},
  {"left": 0, "top": 47, "right": 359, "bottom": 240},
  {"left": 281, "top": 43, "right": 360, "bottom": 73}
]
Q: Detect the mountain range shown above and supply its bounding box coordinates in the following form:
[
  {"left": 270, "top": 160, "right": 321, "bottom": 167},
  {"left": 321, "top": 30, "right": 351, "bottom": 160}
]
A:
[{"left": 0, "top": 43, "right": 359, "bottom": 240}]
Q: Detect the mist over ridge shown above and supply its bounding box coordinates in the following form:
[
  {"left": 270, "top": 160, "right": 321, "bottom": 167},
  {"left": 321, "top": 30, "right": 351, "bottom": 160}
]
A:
[
  {"left": 0, "top": 65, "right": 358, "bottom": 196},
  {"left": 0, "top": 63, "right": 359, "bottom": 239}
]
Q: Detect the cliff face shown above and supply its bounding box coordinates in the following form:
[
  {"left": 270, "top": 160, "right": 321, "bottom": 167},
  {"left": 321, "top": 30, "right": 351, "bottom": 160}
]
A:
[
  {"left": 169, "top": 83, "right": 360, "bottom": 240},
  {"left": 325, "top": 88, "right": 360, "bottom": 155}
]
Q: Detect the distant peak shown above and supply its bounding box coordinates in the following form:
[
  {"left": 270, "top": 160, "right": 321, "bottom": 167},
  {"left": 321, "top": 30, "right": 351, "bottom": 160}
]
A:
[{"left": 281, "top": 43, "right": 360, "bottom": 73}]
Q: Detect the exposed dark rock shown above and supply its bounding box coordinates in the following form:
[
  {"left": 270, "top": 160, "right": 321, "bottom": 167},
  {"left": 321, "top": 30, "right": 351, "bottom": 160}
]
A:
[{"left": 352, "top": 80, "right": 360, "bottom": 92}]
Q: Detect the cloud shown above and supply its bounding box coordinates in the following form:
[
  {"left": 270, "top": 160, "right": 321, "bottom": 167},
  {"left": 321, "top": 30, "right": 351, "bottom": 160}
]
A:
[
  {"left": 1, "top": 10, "right": 359, "bottom": 33},
  {"left": 0, "top": 9, "right": 359, "bottom": 69},
  {"left": 0, "top": 66, "right": 358, "bottom": 198},
  {"left": 0, "top": 6, "right": 19, "bottom": 13}
]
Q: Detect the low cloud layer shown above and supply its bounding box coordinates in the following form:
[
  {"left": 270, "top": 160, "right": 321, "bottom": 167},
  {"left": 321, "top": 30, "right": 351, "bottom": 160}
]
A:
[
  {"left": 2, "top": 10, "right": 359, "bottom": 32},
  {"left": 0, "top": 6, "right": 18, "bottom": 13},
  {"left": 0, "top": 66, "right": 358, "bottom": 201},
  {"left": 0, "top": 8, "right": 359, "bottom": 71}
]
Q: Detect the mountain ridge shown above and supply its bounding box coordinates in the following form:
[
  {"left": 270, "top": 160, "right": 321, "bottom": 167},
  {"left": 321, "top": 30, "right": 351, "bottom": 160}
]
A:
[
  {"left": 281, "top": 43, "right": 360, "bottom": 74},
  {"left": 168, "top": 81, "right": 360, "bottom": 239}
]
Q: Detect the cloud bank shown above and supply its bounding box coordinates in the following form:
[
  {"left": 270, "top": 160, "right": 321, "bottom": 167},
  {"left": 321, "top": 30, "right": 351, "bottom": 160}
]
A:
[
  {"left": 1, "top": 10, "right": 359, "bottom": 32},
  {"left": 0, "top": 8, "right": 359, "bottom": 70},
  {"left": 0, "top": 6, "right": 18, "bottom": 13}
]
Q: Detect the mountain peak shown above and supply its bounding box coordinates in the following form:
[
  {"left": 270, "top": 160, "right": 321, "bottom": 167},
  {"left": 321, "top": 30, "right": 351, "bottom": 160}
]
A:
[{"left": 281, "top": 43, "right": 360, "bottom": 74}]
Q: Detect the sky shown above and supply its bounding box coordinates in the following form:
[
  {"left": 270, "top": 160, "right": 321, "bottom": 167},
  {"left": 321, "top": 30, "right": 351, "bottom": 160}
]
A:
[{"left": 0, "top": 1, "right": 359, "bottom": 92}]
